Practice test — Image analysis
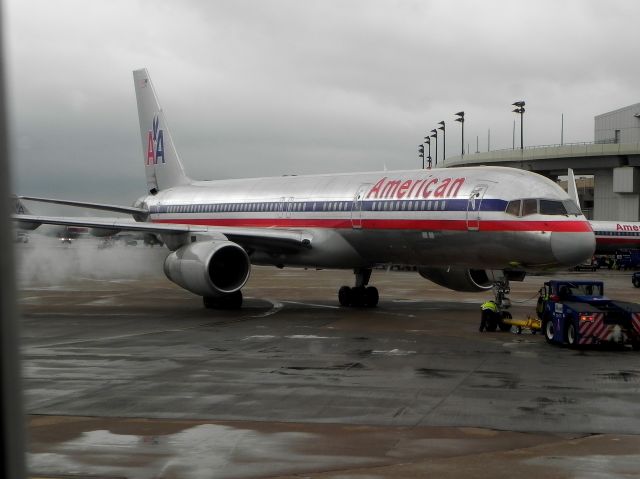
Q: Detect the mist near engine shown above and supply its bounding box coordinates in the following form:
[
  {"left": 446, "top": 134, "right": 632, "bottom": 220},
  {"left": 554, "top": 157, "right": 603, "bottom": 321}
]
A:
[{"left": 15, "top": 235, "right": 167, "bottom": 287}]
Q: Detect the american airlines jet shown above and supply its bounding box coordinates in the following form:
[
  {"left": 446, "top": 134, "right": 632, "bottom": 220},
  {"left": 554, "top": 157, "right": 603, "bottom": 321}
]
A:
[
  {"left": 564, "top": 170, "right": 640, "bottom": 255},
  {"left": 590, "top": 221, "right": 640, "bottom": 254},
  {"left": 14, "top": 69, "right": 595, "bottom": 309}
]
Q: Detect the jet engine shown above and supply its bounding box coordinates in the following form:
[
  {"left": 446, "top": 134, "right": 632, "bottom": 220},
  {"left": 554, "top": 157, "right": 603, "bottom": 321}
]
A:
[
  {"left": 417, "top": 267, "right": 495, "bottom": 292},
  {"left": 163, "top": 240, "right": 251, "bottom": 297}
]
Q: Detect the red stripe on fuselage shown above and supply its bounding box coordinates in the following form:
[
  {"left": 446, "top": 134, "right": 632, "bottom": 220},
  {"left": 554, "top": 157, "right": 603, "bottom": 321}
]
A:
[{"left": 153, "top": 217, "right": 592, "bottom": 232}]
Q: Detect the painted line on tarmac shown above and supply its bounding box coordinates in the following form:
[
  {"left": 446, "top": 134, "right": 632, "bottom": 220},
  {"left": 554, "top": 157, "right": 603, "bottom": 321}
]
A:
[{"left": 281, "top": 300, "right": 341, "bottom": 309}]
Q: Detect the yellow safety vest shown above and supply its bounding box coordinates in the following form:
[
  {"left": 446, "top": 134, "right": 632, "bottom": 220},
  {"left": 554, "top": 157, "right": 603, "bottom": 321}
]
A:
[{"left": 481, "top": 301, "right": 498, "bottom": 312}]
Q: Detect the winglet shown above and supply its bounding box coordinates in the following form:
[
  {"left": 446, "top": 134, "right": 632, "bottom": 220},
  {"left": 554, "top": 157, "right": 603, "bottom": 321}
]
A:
[{"left": 567, "top": 168, "right": 581, "bottom": 210}]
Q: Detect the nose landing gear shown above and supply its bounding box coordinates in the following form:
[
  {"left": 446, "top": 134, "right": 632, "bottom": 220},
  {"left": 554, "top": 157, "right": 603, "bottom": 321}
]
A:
[
  {"left": 493, "top": 277, "right": 513, "bottom": 332},
  {"left": 493, "top": 278, "right": 511, "bottom": 310},
  {"left": 338, "top": 268, "right": 379, "bottom": 307}
]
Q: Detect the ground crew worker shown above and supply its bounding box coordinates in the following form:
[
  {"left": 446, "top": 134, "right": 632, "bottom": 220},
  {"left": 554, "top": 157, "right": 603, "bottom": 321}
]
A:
[
  {"left": 536, "top": 286, "right": 548, "bottom": 318},
  {"left": 479, "top": 299, "right": 499, "bottom": 332}
]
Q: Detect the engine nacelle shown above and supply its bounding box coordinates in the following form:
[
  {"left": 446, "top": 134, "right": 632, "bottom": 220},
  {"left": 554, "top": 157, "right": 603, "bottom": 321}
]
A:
[
  {"left": 418, "top": 267, "right": 495, "bottom": 292},
  {"left": 163, "top": 240, "right": 251, "bottom": 297}
]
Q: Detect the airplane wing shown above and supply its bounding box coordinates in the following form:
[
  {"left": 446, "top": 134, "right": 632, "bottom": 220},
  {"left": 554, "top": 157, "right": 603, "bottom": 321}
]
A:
[{"left": 12, "top": 214, "right": 313, "bottom": 252}]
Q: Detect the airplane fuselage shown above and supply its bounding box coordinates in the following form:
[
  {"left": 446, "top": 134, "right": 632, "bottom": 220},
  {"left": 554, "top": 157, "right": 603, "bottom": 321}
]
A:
[
  {"left": 591, "top": 220, "right": 640, "bottom": 254},
  {"left": 142, "top": 166, "right": 594, "bottom": 271}
]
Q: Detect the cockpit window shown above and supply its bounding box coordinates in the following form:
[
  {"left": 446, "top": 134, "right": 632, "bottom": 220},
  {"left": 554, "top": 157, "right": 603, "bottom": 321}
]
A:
[
  {"left": 506, "top": 197, "right": 583, "bottom": 217},
  {"left": 505, "top": 200, "right": 521, "bottom": 216},
  {"left": 539, "top": 199, "right": 567, "bottom": 215},
  {"left": 522, "top": 198, "right": 538, "bottom": 216},
  {"left": 563, "top": 200, "right": 582, "bottom": 215}
]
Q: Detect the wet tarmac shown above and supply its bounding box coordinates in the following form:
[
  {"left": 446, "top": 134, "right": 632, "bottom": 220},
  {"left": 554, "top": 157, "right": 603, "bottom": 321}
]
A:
[{"left": 16, "top": 241, "right": 640, "bottom": 478}]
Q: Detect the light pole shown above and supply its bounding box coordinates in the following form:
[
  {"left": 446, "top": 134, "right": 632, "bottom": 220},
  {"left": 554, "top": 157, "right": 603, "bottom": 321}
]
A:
[
  {"left": 438, "top": 120, "right": 445, "bottom": 164},
  {"left": 430, "top": 129, "right": 438, "bottom": 167},
  {"left": 424, "top": 136, "right": 432, "bottom": 169},
  {"left": 512, "top": 101, "right": 525, "bottom": 150},
  {"left": 418, "top": 144, "right": 424, "bottom": 169},
  {"left": 454, "top": 111, "right": 464, "bottom": 156}
]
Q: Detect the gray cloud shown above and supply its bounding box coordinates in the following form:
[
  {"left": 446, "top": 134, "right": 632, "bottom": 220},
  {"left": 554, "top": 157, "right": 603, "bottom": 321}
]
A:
[{"left": 6, "top": 0, "right": 640, "bottom": 203}]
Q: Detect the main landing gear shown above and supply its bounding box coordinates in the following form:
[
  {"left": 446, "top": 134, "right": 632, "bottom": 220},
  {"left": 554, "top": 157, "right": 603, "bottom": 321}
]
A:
[{"left": 338, "top": 268, "right": 379, "bottom": 307}]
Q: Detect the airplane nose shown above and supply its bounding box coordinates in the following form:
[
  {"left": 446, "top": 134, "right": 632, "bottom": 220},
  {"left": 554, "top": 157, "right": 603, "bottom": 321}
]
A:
[{"left": 551, "top": 231, "right": 596, "bottom": 267}]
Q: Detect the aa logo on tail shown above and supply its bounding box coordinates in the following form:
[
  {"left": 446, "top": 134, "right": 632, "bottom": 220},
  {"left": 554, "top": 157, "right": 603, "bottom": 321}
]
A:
[{"left": 146, "top": 114, "right": 165, "bottom": 165}]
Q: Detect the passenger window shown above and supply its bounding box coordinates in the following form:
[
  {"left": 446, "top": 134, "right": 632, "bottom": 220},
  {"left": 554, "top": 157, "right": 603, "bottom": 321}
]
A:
[
  {"left": 506, "top": 200, "right": 521, "bottom": 216},
  {"left": 522, "top": 199, "right": 538, "bottom": 216}
]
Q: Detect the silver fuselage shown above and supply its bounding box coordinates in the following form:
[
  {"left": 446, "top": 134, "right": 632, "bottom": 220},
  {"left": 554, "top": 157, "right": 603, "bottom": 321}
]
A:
[
  {"left": 141, "top": 166, "right": 594, "bottom": 271},
  {"left": 590, "top": 220, "right": 640, "bottom": 254}
]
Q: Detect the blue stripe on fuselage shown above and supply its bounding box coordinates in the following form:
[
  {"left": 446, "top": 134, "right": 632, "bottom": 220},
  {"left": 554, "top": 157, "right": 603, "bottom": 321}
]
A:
[{"left": 149, "top": 198, "right": 508, "bottom": 215}]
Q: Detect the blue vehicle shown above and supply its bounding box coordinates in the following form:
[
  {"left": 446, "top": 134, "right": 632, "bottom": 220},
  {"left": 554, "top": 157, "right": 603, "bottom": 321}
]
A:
[
  {"left": 537, "top": 280, "right": 640, "bottom": 349},
  {"left": 615, "top": 249, "right": 640, "bottom": 270}
]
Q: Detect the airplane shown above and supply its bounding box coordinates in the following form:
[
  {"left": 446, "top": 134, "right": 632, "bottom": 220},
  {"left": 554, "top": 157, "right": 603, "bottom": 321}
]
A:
[
  {"left": 590, "top": 220, "right": 640, "bottom": 254},
  {"left": 564, "top": 169, "right": 640, "bottom": 255},
  {"left": 12, "top": 68, "right": 595, "bottom": 309}
]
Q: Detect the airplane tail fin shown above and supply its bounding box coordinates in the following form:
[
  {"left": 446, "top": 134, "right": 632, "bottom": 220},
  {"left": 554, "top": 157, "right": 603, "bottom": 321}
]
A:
[
  {"left": 133, "top": 68, "right": 190, "bottom": 194},
  {"left": 567, "top": 168, "right": 581, "bottom": 210}
]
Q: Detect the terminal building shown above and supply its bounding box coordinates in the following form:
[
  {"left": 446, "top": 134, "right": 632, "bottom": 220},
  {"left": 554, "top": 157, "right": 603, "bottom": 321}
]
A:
[
  {"left": 446, "top": 103, "right": 640, "bottom": 221},
  {"left": 595, "top": 103, "right": 640, "bottom": 144}
]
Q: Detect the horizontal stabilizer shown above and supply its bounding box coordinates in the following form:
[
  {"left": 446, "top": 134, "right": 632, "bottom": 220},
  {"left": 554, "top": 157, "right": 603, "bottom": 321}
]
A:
[
  {"left": 18, "top": 196, "right": 147, "bottom": 215},
  {"left": 12, "top": 214, "right": 205, "bottom": 234}
]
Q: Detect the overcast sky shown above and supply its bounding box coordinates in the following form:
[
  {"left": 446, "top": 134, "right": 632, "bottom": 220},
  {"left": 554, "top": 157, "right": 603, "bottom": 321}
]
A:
[{"left": 5, "top": 0, "right": 640, "bottom": 205}]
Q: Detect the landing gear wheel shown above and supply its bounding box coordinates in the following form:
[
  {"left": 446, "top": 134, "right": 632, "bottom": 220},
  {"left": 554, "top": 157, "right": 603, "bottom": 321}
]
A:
[
  {"left": 350, "top": 286, "right": 366, "bottom": 307},
  {"left": 203, "top": 290, "right": 243, "bottom": 310},
  {"left": 498, "top": 311, "right": 512, "bottom": 332},
  {"left": 633, "top": 278, "right": 640, "bottom": 288},
  {"left": 544, "top": 318, "right": 555, "bottom": 343},
  {"left": 364, "top": 286, "right": 379, "bottom": 307},
  {"left": 338, "top": 268, "right": 380, "bottom": 307},
  {"left": 566, "top": 322, "right": 578, "bottom": 348},
  {"left": 338, "top": 286, "right": 352, "bottom": 307}
]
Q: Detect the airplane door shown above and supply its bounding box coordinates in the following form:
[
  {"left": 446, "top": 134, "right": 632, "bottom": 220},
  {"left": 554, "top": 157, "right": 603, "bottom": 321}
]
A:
[
  {"left": 466, "top": 184, "right": 488, "bottom": 231},
  {"left": 279, "top": 197, "right": 294, "bottom": 218},
  {"left": 351, "top": 184, "right": 370, "bottom": 229}
]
